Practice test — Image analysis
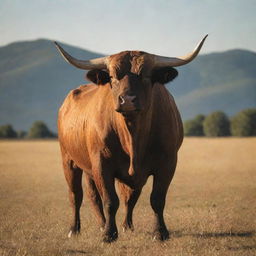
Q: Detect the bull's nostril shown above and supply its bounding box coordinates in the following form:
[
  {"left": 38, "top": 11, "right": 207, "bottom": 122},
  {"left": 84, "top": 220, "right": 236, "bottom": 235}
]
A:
[
  {"left": 131, "top": 96, "right": 136, "bottom": 103},
  {"left": 119, "top": 95, "right": 136, "bottom": 105},
  {"left": 119, "top": 96, "right": 125, "bottom": 105}
]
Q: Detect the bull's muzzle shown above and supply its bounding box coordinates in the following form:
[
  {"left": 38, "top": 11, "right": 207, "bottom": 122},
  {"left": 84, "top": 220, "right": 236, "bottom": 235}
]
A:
[{"left": 116, "top": 95, "right": 140, "bottom": 113}]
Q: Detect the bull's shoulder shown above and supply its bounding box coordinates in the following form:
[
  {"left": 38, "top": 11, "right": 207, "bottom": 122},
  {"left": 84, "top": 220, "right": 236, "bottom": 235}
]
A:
[
  {"left": 152, "top": 84, "right": 177, "bottom": 112},
  {"left": 151, "top": 84, "right": 183, "bottom": 148},
  {"left": 153, "top": 84, "right": 182, "bottom": 125},
  {"left": 58, "top": 83, "right": 113, "bottom": 134}
]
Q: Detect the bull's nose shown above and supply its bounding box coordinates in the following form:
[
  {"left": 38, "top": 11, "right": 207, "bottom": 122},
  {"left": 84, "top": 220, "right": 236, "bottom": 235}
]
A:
[{"left": 119, "top": 95, "right": 136, "bottom": 105}]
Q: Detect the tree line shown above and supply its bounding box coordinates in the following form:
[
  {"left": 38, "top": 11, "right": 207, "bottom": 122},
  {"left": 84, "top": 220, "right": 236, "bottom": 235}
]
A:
[
  {"left": 184, "top": 108, "right": 256, "bottom": 137},
  {"left": 0, "top": 121, "right": 56, "bottom": 139},
  {"left": 0, "top": 108, "right": 256, "bottom": 139}
]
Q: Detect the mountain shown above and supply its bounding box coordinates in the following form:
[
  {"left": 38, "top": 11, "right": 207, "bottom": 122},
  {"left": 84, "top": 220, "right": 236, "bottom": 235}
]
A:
[
  {"left": 0, "top": 39, "right": 255, "bottom": 131},
  {"left": 0, "top": 39, "right": 103, "bottom": 131},
  {"left": 169, "top": 49, "right": 256, "bottom": 120}
]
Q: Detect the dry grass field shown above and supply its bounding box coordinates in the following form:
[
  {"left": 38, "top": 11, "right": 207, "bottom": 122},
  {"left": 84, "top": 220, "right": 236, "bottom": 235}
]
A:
[{"left": 0, "top": 138, "right": 255, "bottom": 256}]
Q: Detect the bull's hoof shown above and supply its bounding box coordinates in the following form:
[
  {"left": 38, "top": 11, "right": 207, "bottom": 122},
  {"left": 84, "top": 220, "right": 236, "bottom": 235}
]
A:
[
  {"left": 152, "top": 229, "right": 169, "bottom": 241},
  {"left": 68, "top": 228, "right": 80, "bottom": 238},
  {"left": 102, "top": 231, "right": 118, "bottom": 243}
]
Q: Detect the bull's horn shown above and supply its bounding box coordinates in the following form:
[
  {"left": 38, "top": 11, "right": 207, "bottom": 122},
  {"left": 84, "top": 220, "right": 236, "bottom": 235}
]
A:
[
  {"left": 54, "top": 42, "right": 108, "bottom": 70},
  {"left": 154, "top": 34, "right": 208, "bottom": 67}
]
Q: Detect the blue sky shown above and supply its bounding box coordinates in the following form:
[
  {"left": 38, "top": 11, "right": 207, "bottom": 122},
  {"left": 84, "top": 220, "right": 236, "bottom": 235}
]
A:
[{"left": 1, "top": 0, "right": 256, "bottom": 55}]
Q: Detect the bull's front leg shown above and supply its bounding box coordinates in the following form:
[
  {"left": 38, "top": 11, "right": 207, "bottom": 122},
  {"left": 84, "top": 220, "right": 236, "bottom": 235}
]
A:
[
  {"left": 117, "top": 182, "right": 142, "bottom": 232},
  {"left": 93, "top": 159, "right": 119, "bottom": 243},
  {"left": 150, "top": 179, "right": 169, "bottom": 240},
  {"left": 150, "top": 157, "right": 177, "bottom": 241}
]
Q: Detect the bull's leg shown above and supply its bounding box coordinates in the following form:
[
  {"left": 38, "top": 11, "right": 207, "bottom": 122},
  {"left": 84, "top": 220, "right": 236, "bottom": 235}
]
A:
[
  {"left": 118, "top": 182, "right": 141, "bottom": 232},
  {"left": 94, "top": 169, "right": 119, "bottom": 243},
  {"left": 84, "top": 173, "right": 106, "bottom": 230},
  {"left": 150, "top": 158, "right": 177, "bottom": 241},
  {"left": 63, "top": 158, "right": 83, "bottom": 237},
  {"left": 150, "top": 178, "right": 170, "bottom": 241}
]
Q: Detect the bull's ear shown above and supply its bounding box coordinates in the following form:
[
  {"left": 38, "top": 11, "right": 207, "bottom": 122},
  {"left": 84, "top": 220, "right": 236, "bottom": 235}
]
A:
[
  {"left": 151, "top": 67, "right": 178, "bottom": 84},
  {"left": 86, "top": 69, "right": 110, "bottom": 85}
]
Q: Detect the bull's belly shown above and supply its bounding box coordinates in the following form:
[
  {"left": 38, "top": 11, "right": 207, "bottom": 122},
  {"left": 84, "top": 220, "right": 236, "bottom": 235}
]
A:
[
  {"left": 114, "top": 161, "right": 152, "bottom": 189},
  {"left": 59, "top": 138, "right": 92, "bottom": 173},
  {"left": 60, "top": 130, "right": 155, "bottom": 189},
  {"left": 115, "top": 171, "right": 150, "bottom": 189},
  {"left": 67, "top": 147, "right": 150, "bottom": 189}
]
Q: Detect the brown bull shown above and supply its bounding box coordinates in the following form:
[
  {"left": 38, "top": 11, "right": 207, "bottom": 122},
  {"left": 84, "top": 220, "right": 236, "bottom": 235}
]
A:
[{"left": 55, "top": 35, "right": 207, "bottom": 242}]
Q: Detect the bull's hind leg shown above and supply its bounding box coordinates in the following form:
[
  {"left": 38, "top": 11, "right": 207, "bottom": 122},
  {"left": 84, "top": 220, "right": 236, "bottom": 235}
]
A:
[
  {"left": 118, "top": 182, "right": 141, "bottom": 232},
  {"left": 62, "top": 156, "right": 83, "bottom": 237},
  {"left": 84, "top": 173, "right": 106, "bottom": 230}
]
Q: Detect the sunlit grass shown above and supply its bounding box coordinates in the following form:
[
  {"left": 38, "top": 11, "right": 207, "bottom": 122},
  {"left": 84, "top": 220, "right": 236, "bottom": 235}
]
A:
[{"left": 0, "top": 138, "right": 255, "bottom": 255}]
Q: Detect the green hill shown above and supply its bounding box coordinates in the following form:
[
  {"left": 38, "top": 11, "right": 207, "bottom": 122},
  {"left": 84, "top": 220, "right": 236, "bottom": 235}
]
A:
[{"left": 0, "top": 39, "right": 255, "bottom": 131}]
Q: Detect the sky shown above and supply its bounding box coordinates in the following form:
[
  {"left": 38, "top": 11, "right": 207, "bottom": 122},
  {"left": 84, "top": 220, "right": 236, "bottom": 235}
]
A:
[{"left": 0, "top": 0, "right": 256, "bottom": 56}]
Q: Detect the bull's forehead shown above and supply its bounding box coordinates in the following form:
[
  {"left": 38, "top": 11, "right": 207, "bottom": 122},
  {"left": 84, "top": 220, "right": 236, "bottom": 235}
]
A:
[{"left": 108, "top": 51, "right": 154, "bottom": 79}]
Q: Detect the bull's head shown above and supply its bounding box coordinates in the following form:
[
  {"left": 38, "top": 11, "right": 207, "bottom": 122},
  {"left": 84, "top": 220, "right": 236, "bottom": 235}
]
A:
[{"left": 55, "top": 35, "right": 207, "bottom": 115}]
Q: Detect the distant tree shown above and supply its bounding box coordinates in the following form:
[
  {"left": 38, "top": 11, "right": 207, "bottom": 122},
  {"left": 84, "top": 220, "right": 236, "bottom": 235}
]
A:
[
  {"left": 231, "top": 108, "right": 256, "bottom": 136},
  {"left": 17, "top": 130, "right": 27, "bottom": 139},
  {"left": 203, "top": 111, "right": 230, "bottom": 137},
  {"left": 0, "top": 124, "right": 17, "bottom": 138},
  {"left": 184, "top": 114, "right": 205, "bottom": 136},
  {"left": 27, "top": 121, "right": 54, "bottom": 138}
]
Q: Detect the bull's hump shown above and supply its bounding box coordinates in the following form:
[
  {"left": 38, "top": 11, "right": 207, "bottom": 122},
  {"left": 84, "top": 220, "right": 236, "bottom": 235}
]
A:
[
  {"left": 59, "top": 84, "right": 98, "bottom": 114},
  {"left": 67, "top": 84, "right": 97, "bottom": 102},
  {"left": 72, "top": 84, "right": 97, "bottom": 96}
]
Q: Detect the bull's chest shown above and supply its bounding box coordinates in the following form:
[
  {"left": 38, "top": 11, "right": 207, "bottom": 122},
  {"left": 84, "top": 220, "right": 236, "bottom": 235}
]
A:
[{"left": 103, "top": 145, "right": 152, "bottom": 189}]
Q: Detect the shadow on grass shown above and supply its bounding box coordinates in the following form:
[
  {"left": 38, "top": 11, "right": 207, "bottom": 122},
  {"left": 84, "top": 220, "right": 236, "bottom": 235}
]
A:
[
  {"left": 193, "top": 231, "right": 255, "bottom": 238},
  {"left": 66, "top": 249, "right": 89, "bottom": 254},
  {"left": 170, "top": 230, "right": 256, "bottom": 251},
  {"left": 171, "top": 230, "right": 255, "bottom": 238},
  {"left": 0, "top": 243, "right": 16, "bottom": 251},
  {"left": 228, "top": 245, "right": 256, "bottom": 251}
]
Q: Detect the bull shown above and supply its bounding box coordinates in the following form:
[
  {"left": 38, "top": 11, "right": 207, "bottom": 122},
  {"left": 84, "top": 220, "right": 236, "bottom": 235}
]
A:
[{"left": 55, "top": 35, "right": 207, "bottom": 242}]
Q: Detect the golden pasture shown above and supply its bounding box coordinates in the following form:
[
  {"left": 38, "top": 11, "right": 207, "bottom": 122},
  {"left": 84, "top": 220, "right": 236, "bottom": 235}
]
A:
[{"left": 0, "top": 138, "right": 255, "bottom": 256}]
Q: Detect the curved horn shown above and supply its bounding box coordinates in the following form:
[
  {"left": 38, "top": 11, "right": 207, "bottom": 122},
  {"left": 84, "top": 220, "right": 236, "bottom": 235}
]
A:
[
  {"left": 54, "top": 42, "right": 108, "bottom": 70},
  {"left": 154, "top": 34, "right": 208, "bottom": 67}
]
